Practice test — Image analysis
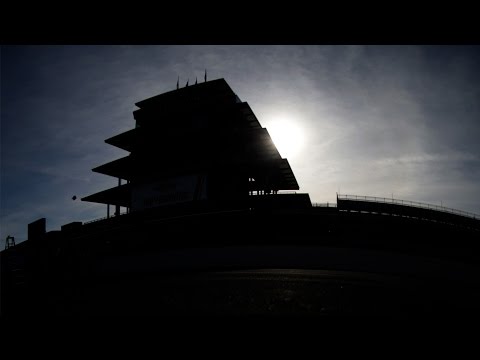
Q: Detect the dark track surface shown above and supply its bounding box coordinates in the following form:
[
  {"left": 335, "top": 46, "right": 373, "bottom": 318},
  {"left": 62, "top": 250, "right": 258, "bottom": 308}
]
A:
[{"left": 56, "top": 267, "right": 480, "bottom": 316}]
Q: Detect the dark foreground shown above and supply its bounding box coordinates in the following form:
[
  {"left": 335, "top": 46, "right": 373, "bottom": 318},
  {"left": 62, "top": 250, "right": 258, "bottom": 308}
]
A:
[
  {"left": 62, "top": 268, "right": 480, "bottom": 316},
  {"left": 2, "top": 207, "right": 480, "bottom": 316},
  {"left": 4, "top": 245, "right": 480, "bottom": 316}
]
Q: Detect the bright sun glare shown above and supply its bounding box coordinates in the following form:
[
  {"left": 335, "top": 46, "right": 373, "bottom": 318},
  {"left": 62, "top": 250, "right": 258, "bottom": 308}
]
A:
[{"left": 268, "top": 118, "right": 305, "bottom": 159}]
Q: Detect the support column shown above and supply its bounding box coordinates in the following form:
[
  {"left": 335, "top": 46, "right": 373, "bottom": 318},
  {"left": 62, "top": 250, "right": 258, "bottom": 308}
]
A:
[
  {"left": 127, "top": 179, "right": 130, "bottom": 214},
  {"left": 115, "top": 178, "right": 121, "bottom": 216}
]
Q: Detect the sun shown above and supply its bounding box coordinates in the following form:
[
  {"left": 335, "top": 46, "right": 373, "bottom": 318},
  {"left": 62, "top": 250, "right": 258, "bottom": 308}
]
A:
[{"left": 267, "top": 118, "right": 305, "bottom": 159}]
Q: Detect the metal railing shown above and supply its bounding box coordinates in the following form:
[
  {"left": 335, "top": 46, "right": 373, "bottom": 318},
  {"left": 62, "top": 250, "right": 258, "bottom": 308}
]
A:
[
  {"left": 337, "top": 194, "right": 478, "bottom": 220},
  {"left": 83, "top": 211, "right": 129, "bottom": 225},
  {"left": 248, "top": 191, "right": 298, "bottom": 195},
  {"left": 312, "top": 202, "right": 337, "bottom": 208}
]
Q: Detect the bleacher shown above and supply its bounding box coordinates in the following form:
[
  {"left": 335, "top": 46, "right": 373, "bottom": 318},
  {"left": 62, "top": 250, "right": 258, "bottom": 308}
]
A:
[{"left": 337, "top": 194, "right": 480, "bottom": 231}]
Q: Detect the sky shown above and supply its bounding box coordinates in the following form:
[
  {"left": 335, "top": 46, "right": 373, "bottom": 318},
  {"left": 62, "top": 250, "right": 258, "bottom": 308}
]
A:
[{"left": 1, "top": 45, "right": 480, "bottom": 247}]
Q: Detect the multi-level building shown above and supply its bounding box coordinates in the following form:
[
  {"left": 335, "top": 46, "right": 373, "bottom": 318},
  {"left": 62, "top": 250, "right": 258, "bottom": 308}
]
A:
[{"left": 82, "top": 78, "right": 309, "bottom": 216}]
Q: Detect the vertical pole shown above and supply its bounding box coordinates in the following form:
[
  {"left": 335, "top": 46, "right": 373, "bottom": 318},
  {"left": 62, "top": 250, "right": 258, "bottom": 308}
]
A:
[
  {"left": 116, "top": 178, "right": 121, "bottom": 216},
  {"left": 107, "top": 204, "right": 110, "bottom": 219},
  {"left": 127, "top": 179, "right": 130, "bottom": 214}
]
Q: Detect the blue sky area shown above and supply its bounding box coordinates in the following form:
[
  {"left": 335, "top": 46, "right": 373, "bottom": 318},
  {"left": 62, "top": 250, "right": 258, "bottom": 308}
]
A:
[{"left": 1, "top": 45, "right": 480, "bottom": 246}]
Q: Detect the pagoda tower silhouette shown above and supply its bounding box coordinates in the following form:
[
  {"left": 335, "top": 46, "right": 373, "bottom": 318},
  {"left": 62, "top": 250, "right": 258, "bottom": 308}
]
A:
[{"left": 82, "top": 78, "right": 301, "bottom": 215}]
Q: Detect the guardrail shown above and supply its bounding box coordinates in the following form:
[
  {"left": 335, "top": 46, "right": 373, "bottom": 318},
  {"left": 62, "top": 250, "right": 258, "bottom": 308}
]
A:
[{"left": 337, "top": 194, "right": 478, "bottom": 220}]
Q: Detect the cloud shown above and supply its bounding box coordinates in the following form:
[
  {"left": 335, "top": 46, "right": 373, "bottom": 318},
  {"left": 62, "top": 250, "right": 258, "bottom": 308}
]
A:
[
  {"left": 1, "top": 45, "right": 479, "bottom": 247},
  {"left": 376, "top": 151, "right": 479, "bottom": 166}
]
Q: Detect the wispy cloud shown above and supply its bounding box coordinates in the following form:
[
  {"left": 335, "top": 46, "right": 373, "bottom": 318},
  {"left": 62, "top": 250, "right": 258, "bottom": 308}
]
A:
[
  {"left": 376, "top": 151, "right": 479, "bottom": 166},
  {"left": 2, "top": 45, "right": 479, "bottom": 246}
]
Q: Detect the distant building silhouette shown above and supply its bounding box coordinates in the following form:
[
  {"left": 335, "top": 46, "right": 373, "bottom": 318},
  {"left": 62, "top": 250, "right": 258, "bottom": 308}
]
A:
[{"left": 82, "top": 78, "right": 305, "bottom": 215}]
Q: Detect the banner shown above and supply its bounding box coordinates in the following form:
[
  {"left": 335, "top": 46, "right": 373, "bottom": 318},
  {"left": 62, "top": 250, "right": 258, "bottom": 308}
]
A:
[{"left": 131, "top": 174, "right": 207, "bottom": 211}]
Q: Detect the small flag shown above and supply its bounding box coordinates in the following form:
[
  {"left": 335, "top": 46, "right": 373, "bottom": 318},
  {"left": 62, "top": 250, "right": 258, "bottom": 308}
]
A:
[
  {"left": 204, "top": 69, "right": 207, "bottom": 82},
  {"left": 176, "top": 76, "right": 179, "bottom": 90},
  {"left": 186, "top": 79, "right": 189, "bottom": 87},
  {"left": 195, "top": 77, "right": 198, "bottom": 85}
]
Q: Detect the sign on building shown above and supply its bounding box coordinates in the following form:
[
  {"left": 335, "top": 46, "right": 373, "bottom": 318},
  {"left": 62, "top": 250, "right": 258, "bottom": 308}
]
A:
[{"left": 131, "top": 174, "right": 207, "bottom": 211}]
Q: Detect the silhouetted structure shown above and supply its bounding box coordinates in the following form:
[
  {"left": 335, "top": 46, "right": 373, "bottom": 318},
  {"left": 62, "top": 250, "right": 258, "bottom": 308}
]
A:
[
  {"left": 5, "top": 236, "right": 15, "bottom": 249},
  {"left": 2, "top": 78, "right": 480, "bottom": 316},
  {"left": 81, "top": 79, "right": 305, "bottom": 215}
]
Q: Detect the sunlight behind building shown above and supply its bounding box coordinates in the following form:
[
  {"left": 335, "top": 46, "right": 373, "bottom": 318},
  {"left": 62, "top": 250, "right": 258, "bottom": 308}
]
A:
[{"left": 267, "top": 118, "right": 305, "bottom": 159}]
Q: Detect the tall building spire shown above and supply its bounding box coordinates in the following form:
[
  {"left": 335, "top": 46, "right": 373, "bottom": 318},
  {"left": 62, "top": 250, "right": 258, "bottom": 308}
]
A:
[
  {"left": 204, "top": 69, "right": 207, "bottom": 82},
  {"left": 176, "top": 76, "right": 179, "bottom": 90},
  {"left": 186, "top": 79, "right": 189, "bottom": 87},
  {"left": 195, "top": 77, "right": 198, "bottom": 85}
]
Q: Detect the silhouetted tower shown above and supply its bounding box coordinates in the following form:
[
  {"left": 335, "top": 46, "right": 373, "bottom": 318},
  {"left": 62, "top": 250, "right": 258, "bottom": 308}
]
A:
[
  {"left": 82, "top": 78, "right": 299, "bottom": 213},
  {"left": 5, "top": 236, "right": 15, "bottom": 249}
]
